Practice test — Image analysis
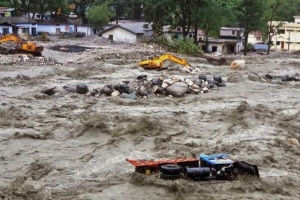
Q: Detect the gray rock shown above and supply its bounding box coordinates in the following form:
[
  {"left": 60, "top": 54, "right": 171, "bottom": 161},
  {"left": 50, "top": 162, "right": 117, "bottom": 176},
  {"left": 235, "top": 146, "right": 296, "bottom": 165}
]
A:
[
  {"left": 281, "top": 75, "right": 290, "bottom": 82},
  {"left": 193, "top": 79, "right": 202, "bottom": 87},
  {"left": 63, "top": 84, "right": 76, "bottom": 93},
  {"left": 248, "top": 72, "right": 261, "bottom": 82},
  {"left": 101, "top": 85, "right": 114, "bottom": 96},
  {"left": 41, "top": 87, "right": 56, "bottom": 96},
  {"left": 198, "top": 74, "right": 207, "bottom": 81},
  {"left": 76, "top": 83, "right": 89, "bottom": 94},
  {"left": 202, "top": 87, "right": 209, "bottom": 93},
  {"left": 213, "top": 74, "right": 223, "bottom": 83},
  {"left": 114, "top": 83, "right": 130, "bottom": 94},
  {"left": 137, "top": 74, "right": 147, "bottom": 80},
  {"left": 120, "top": 91, "right": 137, "bottom": 100},
  {"left": 165, "top": 82, "right": 188, "bottom": 97},
  {"left": 151, "top": 78, "right": 163, "bottom": 86},
  {"left": 265, "top": 74, "right": 273, "bottom": 79}
]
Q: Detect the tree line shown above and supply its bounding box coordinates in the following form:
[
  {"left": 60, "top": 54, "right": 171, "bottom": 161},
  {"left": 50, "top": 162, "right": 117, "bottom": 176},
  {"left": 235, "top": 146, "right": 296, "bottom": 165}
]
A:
[{"left": 1, "top": 0, "right": 300, "bottom": 55}]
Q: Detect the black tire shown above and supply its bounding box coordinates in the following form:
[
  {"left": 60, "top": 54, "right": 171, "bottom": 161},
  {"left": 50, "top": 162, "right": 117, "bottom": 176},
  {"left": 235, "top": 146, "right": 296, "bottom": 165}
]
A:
[
  {"left": 160, "top": 164, "right": 182, "bottom": 175},
  {"left": 160, "top": 173, "right": 181, "bottom": 180}
]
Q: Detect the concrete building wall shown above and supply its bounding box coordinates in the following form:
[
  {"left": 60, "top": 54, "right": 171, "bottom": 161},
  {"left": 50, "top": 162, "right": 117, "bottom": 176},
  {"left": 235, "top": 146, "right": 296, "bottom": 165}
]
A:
[
  {"left": 37, "top": 24, "right": 75, "bottom": 34},
  {"left": 0, "top": 26, "right": 13, "bottom": 34},
  {"left": 15, "top": 23, "right": 37, "bottom": 35},
  {"left": 248, "top": 33, "right": 263, "bottom": 44},
  {"left": 76, "top": 26, "right": 93, "bottom": 36},
  {"left": 200, "top": 40, "right": 243, "bottom": 54},
  {"left": 272, "top": 16, "right": 300, "bottom": 51},
  {"left": 102, "top": 27, "right": 137, "bottom": 43},
  {"left": 220, "top": 28, "right": 241, "bottom": 37}
]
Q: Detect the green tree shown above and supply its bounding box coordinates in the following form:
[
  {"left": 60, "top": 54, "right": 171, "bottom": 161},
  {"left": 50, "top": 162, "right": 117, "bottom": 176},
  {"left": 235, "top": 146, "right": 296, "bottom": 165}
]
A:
[
  {"left": 0, "top": 0, "right": 13, "bottom": 7},
  {"left": 86, "top": 3, "right": 111, "bottom": 32},
  {"left": 142, "top": 0, "right": 173, "bottom": 35},
  {"left": 194, "top": 0, "right": 228, "bottom": 52},
  {"left": 172, "top": 0, "right": 199, "bottom": 39},
  {"left": 264, "top": 0, "right": 284, "bottom": 55},
  {"left": 236, "top": 0, "right": 266, "bottom": 55},
  {"left": 275, "top": 0, "right": 300, "bottom": 21}
]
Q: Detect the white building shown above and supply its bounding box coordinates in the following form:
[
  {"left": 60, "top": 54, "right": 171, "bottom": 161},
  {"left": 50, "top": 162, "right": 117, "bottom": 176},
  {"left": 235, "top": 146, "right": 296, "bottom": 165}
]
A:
[
  {"left": 199, "top": 27, "right": 244, "bottom": 54},
  {"left": 271, "top": 16, "right": 300, "bottom": 51},
  {"left": 100, "top": 21, "right": 153, "bottom": 43},
  {"left": 248, "top": 31, "right": 263, "bottom": 44}
]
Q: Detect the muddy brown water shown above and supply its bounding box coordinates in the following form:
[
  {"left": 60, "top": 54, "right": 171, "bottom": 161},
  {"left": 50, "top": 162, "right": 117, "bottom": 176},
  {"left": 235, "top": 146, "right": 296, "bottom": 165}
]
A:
[{"left": 0, "top": 41, "right": 300, "bottom": 200}]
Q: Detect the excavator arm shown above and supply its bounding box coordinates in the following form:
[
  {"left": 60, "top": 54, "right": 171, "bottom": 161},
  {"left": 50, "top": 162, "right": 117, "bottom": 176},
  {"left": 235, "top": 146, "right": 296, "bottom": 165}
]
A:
[
  {"left": 138, "top": 53, "right": 191, "bottom": 69},
  {"left": 0, "top": 34, "right": 43, "bottom": 56}
]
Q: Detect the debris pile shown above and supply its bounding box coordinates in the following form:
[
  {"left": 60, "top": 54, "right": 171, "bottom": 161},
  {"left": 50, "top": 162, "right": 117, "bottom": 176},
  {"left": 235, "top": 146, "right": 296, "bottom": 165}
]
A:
[
  {"left": 81, "top": 34, "right": 111, "bottom": 45},
  {"left": 264, "top": 73, "right": 300, "bottom": 82},
  {"left": 17, "top": 55, "right": 56, "bottom": 65}
]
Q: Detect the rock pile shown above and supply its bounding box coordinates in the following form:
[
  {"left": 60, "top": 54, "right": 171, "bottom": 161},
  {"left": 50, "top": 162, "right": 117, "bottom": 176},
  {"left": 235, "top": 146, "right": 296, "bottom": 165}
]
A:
[
  {"left": 41, "top": 75, "right": 226, "bottom": 100},
  {"left": 90, "top": 74, "right": 226, "bottom": 99}
]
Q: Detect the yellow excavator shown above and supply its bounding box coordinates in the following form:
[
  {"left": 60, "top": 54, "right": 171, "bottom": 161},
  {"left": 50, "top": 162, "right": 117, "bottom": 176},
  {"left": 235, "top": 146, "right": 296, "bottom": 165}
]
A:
[
  {"left": 0, "top": 34, "right": 44, "bottom": 56},
  {"left": 138, "top": 53, "right": 191, "bottom": 69}
]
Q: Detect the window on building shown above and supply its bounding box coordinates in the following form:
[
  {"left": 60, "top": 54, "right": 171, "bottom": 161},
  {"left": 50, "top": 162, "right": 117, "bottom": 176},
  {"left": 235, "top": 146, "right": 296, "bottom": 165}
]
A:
[
  {"left": 22, "top": 28, "right": 29, "bottom": 34},
  {"left": 276, "top": 41, "right": 280, "bottom": 45},
  {"left": 232, "top": 30, "right": 235, "bottom": 35},
  {"left": 212, "top": 46, "right": 218, "bottom": 52},
  {"left": 278, "top": 30, "right": 285, "bottom": 34},
  {"left": 2, "top": 28, "right": 9, "bottom": 34},
  {"left": 256, "top": 37, "right": 261, "bottom": 41}
]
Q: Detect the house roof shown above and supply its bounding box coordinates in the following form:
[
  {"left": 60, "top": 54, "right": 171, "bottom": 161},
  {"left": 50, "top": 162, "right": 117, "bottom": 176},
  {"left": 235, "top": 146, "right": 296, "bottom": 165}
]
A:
[
  {"left": 198, "top": 29, "right": 205, "bottom": 36},
  {"left": 200, "top": 38, "right": 243, "bottom": 44},
  {"left": 0, "top": 7, "right": 8, "bottom": 14},
  {"left": 0, "top": 22, "right": 15, "bottom": 26},
  {"left": 101, "top": 22, "right": 152, "bottom": 35},
  {"left": 221, "top": 27, "right": 243, "bottom": 31},
  {"left": 249, "top": 31, "right": 262, "bottom": 37},
  {"left": 0, "top": 17, "right": 36, "bottom": 24},
  {"left": 5, "top": 8, "right": 15, "bottom": 12}
]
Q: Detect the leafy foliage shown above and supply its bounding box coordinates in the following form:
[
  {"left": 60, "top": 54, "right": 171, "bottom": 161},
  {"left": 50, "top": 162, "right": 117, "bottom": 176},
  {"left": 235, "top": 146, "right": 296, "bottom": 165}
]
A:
[
  {"left": 152, "top": 35, "right": 201, "bottom": 54},
  {"left": 236, "top": 0, "right": 265, "bottom": 55},
  {"left": 86, "top": 3, "right": 111, "bottom": 30}
]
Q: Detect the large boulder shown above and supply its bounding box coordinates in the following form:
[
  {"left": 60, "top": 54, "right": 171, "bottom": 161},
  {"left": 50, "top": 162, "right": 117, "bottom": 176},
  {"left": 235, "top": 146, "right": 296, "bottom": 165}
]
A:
[
  {"left": 165, "top": 82, "right": 188, "bottom": 97},
  {"left": 76, "top": 83, "right": 89, "bottom": 94},
  {"left": 114, "top": 83, "right": 130, "bottom": 94}
]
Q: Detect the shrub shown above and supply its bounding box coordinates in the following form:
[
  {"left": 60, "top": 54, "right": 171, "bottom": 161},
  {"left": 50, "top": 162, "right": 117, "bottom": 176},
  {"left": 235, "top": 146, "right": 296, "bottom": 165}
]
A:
[{"left": 152, "top": 35, "right": 200, "bottom": 54}]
